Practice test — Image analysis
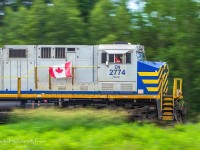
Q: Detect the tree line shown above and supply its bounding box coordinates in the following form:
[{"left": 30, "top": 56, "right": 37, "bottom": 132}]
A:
[{"left": 0, "top": 0, "right": 200, "bottom": 114}]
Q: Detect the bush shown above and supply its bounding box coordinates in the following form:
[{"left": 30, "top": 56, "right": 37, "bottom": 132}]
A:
[{"left": 0, "top": 109, "right": 199, "bottom": 150}]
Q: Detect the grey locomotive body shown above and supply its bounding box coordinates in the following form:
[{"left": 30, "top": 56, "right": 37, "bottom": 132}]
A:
[
  {"left": 0, "top": 44, "right": 140, "bottom": 93},
  {"left": 0, "top": 43, "right": 184, "bottom": 121}
]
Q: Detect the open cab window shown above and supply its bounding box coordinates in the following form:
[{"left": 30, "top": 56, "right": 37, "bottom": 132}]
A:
[
  {"left": 101, "top": 51, "right": 131, "bottom": 64},
  {"left": 114, "top": 54, "right": 123, "bottom": 63}
]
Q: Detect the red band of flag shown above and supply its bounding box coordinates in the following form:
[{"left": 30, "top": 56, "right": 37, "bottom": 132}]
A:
[{"left": 49, "top": 62, "right": 72, "bottom": 78}]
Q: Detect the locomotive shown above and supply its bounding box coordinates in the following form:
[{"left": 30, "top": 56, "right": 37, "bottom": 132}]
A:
[{"left": 0, "top": 42, "right": 185, "bottom": 121}]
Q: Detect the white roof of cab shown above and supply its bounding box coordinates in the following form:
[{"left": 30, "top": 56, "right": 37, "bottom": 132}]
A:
[
  {"left": 105, "top": 50, "right": 129, "bottom": 54},
  {"left": 98, "top": 44, "right": 137, "bottom": 50}
]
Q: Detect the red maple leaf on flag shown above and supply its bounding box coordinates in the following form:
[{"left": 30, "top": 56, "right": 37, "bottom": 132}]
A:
[{"left": 55, "top": 67, "right": 63, "bottom": 73}]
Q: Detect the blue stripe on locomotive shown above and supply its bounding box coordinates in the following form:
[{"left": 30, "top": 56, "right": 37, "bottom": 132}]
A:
[{"left": 0, "top": 90, "right": 138, "bottom": 95}]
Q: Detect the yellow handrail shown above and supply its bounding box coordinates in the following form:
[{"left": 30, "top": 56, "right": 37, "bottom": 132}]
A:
[
  {"left": 160, "top": 78, "right": 164, "bottom": 111},
  {"left": 17, "top": 77, "right": 21, "bottom": 97},
  {"left": 173, "top": 78, "right": 183, "bottom": 99},
  {"left": 0, "top": 66, "right": 98, "bottom": 79},
  {"left": 35, "top": 66, "right": 38, "bottom": 89}
]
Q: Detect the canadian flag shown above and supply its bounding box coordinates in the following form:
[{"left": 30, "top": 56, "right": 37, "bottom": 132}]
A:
[{"left": 49, "top": 62, "right": 72, "bottom": 78}]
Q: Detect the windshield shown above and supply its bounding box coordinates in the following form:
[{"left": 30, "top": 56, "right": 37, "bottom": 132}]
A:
[{"left": 136, "top": 52, "right": 146, "bottom": 61}]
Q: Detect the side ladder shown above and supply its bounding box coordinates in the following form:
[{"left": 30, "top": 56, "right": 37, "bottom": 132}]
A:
[{"left": 162, "top": 78, "right": 182, "bottom": 121}]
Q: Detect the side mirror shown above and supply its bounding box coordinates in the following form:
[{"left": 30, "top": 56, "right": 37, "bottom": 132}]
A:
[{"left": 106, "top": 61, "right": 109, "bottom": 66}]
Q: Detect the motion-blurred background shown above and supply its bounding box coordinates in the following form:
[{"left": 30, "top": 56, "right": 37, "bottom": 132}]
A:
[{"left": 0, "top": 0, "right": 199, "bottom": 116}]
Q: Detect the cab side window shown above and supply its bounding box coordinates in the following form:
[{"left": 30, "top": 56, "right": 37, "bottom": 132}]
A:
[
  {"left": 101, "top": 52, "right": 132, "bottom": 64},
  {"left": 101, "top": 53, "right": 107, "bottom": 63},
  {"left": 109, "top": 54, "right": 114, "bottom": 63},
  {"left": 126, "top": 53, "right": 131, "bottom": 64},
  {"left": 115, "top": 54, "right": 123, "bottom": 63}
]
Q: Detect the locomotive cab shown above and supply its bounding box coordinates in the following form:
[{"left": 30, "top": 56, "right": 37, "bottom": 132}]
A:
[{"left": 98, "top": 44, "right": 138, "bottom": 93}]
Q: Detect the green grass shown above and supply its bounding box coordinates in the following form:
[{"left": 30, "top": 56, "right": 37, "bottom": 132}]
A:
[{"left": 0, "top": 108, "right": 200, "bottom": 150}]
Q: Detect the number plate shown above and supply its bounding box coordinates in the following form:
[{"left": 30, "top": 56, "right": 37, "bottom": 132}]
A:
[{"left": 109, "top": 65, "right": 126, "bottom": 78}]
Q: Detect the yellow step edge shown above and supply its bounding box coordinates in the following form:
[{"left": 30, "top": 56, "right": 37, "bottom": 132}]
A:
[
  {"left": 163, "top": 112, "right": 173, "bottom": 115},
  {"left": 163, "top": 102, "right": 173, "bottom": 106},
  {"left": 163, "top": 98, "right": 173, "bottom": 101},
  {"left": 162, "top": 116, "right": 173, "bottom": 121},
  {"left": 163, "top": 107, "right": 173, "bottom": 111}
]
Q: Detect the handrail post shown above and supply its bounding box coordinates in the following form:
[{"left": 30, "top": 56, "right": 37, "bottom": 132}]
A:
[
  {"left": 173, "top": 78, "right": 176, "bottom": 98},
  {"left": 18, "top": 77, "right": 21, "bottom": 97},
  {"left": 72, "top": 67, "right": 74, "bottom": 85},
  {"left": 49, "top": 73, "right": 51, "bottom": 90},
  {"left": 174, "top": 78, "right": 183, "bottom": 97},
  {"left": 180, "top": 79, "right": 182, "bottom": 94},
  {"left": 173, "top": 78, "right": 177, "bottom": 107},
  {"left": 160, "top": 78, "right": 163, "bottom": 112},
  {"left": 34, "top": 66, "right": 38, "bottom": 89}
]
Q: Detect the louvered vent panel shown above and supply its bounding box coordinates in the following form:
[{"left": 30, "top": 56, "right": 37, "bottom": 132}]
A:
[
  {"left": 101, "top": 83, "right": 114, "bottom": 91},
  {"left": 58, "top": 86, "right": 66, "bottom": 90},
  {"left": 120, "top": 83, "right": 133, "bottom": 91},
  {"left": 80, "top": 85, "right": 88, "bottom": 91}
]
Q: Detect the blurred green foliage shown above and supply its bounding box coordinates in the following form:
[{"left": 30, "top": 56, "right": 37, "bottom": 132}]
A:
[
  {"left": 0, "top": 0, "right": 200, "bottom": 114},
  {"left": 0, "top": 109, "right": 200, "bottom": 149}
]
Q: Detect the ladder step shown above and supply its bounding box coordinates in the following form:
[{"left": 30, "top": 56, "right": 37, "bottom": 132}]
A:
[
  {"left": 164, "top": 95, "right": 173, "bottom": 98},
  {"left": 163, "top": 112, "right": 173, "bottom": 115},
  {"left": 162, "top": 116, "right": 173, "bottom": 121},
  {"left": 163, "top": 98, "right": 173, "bottom": 101},
  {"left": 163, "top": 107, "right": 173, "bottom": 111},
  {"left": 163, "top": 102, "right": 173, "bottom": 106}
]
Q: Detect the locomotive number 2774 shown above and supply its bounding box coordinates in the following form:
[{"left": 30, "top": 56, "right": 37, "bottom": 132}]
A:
[
  {"left": 109, "top": 65, "right": 126, "bottom": 75},
  {"left": 109, "top": 69, "right": 126, "bottom": 75}
]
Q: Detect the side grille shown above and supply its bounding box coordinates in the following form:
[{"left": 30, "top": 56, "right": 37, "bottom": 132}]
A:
[
  {"left": 101, "top": 83, "right": 114, "bottom": 91},
  {"left": 120, "top": 83, "right": 133, "bottom": 91},
  {"left": 58, "top": 86, "right": 66, "bottom": 90},
  {"left": 80, "top": 85, "right": 88, "bottom": 91}
]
